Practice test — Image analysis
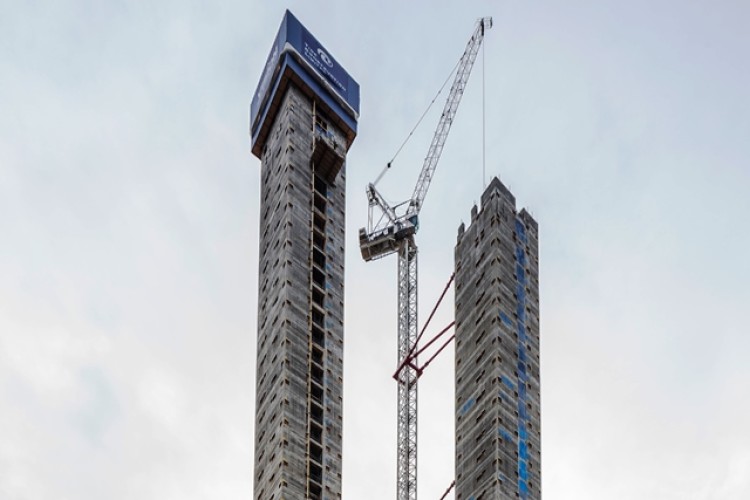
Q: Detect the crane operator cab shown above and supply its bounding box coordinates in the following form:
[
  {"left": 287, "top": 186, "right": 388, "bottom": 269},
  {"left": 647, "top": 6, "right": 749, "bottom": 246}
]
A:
[{"left": 358, "top": 214, "right": 419, "bottom": 262}]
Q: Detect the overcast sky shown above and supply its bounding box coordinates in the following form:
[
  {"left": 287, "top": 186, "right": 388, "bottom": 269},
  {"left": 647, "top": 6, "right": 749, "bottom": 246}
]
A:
[{"left": 1, "top": 1, "right": 749, "bottom": 499}]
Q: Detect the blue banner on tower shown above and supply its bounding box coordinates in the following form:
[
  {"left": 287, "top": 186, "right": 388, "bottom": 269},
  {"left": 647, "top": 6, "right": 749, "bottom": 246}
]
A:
[
  {"left": 299, "top": 29, "right": 351, "bottom": 103},
  {"left": 250, "top": 10, "right": 360, "bottom": 142}
]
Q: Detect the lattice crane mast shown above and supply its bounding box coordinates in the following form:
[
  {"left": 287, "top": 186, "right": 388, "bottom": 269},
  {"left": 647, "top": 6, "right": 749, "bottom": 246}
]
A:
[{"left": 357, "top": 17, "right": 492, "bottom": 500}]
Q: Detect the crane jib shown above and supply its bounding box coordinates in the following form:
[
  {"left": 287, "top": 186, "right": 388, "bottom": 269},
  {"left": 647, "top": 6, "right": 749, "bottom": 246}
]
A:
[{"left": 361, "top": 17, "right": 491, "bottom": 253}]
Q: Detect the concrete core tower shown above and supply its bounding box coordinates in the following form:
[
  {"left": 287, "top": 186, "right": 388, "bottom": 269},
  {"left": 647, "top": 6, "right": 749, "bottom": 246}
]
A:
[
  {"left": 249, "top": 10, "right": 359, "bottom": 500},
  {"left": 454, "top": 177, "right": 541, "bottom": 499}
]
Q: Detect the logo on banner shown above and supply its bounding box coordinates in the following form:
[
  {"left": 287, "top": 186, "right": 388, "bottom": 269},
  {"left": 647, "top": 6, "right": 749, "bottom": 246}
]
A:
[
  {"left": 301, "top": 31, "right": 348, "bottom": 99},
  {"left": 317, "top": 48, "right": 333, "bottom": 67}
]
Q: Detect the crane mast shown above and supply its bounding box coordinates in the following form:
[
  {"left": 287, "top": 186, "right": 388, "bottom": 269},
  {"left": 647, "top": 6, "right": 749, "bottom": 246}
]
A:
[{"left": 358, "top": 17, "right": 492, "bottom": 500}]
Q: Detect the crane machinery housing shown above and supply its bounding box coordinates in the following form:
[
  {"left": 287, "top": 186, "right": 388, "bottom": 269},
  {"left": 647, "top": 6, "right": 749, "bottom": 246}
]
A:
[{"left": 358, "top": 17, "right": 493, "bottom": 500}]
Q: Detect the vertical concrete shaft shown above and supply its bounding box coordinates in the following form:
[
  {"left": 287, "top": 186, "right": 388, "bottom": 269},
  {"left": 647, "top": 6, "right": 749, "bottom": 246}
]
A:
[
  {"left": 254, "top": 85, "right": 346, "bottom": 500},
  {"left": 454, "top": 177, "right": 541, "bottom": 499}
]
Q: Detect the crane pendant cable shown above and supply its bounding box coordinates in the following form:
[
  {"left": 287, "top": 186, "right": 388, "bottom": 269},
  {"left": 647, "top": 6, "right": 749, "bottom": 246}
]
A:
[{"left": 373, "top": 58, "right": 462, "bottom": 187}]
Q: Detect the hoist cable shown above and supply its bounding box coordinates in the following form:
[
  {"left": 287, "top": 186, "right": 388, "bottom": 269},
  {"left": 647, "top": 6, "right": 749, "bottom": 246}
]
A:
[{"left": 482, "top": 34, "right": 486, "bottom": 190}]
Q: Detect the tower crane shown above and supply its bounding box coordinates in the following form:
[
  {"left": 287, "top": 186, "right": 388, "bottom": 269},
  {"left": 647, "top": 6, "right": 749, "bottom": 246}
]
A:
[{"left": 358, "top": 17, "right": 492, "bottom": 500}]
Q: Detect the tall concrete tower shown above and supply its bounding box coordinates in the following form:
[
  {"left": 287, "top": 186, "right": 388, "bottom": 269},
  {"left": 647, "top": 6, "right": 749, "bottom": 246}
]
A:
[
  {"left": 454, "top": 177, "right": 541, "bottom": 499},
  {"left": 249, "top": 10, "right": 359, "bottom": 500}
]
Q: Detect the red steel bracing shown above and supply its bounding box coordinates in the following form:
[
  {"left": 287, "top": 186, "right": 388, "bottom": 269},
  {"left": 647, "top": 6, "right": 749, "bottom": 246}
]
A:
[
  {"left": 394, "top": 272, "right": 456, "bottom": 381},
  {"left": 414, "top": 272, "right": 455, "bottom": 350},
  {"left": 411, "top": 321, "right": 455, "bottom": 377},
  {"left": 438, "top": 480, "right": 456, "bottom": 500}
]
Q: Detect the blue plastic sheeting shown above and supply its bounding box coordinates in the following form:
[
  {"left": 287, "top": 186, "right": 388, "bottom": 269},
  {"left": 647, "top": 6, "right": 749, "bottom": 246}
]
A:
[
  {"left": 516, "top": 219, "right": 526, "bottom": 243},
  {"left": 518, "top": 426, "right": 528, "bottom": 441},
  {"left": 498, "top": 427, "right": 513, "bottom": 441},
  {"left": 499, "top": 311, "right": 513, "bottom": 326},
  {"left": 515, "top": 247, "right": 527, "bottom": 265},
  {"left": 516, "top": 263, "right": 526, "bottom": 282},
  {"left": 517, "top": 304, "right": 526, "bottom": 324},
  {"left": 519, "top": 461, "right": 529, "bottom": 481},
  {"left": 519, "top": 442, "right": 529, "bottom": 462},
  {"left": 518, "top": 405, "right": 528, "bottom": 420},
  {"left": 460, "top": 397, "right": 476, "bottom": 416},
  {"left": 519, "top": 479, "right": 529, "bottom": 496},
  {"left": 513, "top": 217, "right": 530, "bottom": 500}
]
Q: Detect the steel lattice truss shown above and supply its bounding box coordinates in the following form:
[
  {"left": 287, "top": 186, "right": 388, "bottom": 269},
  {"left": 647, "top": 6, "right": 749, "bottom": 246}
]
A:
[
  {"left": 407, "top": 17, "right": 493, "bottom": 217},
  {"left": 396, "top": 240, "right": 418, "bottom": 500}
]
